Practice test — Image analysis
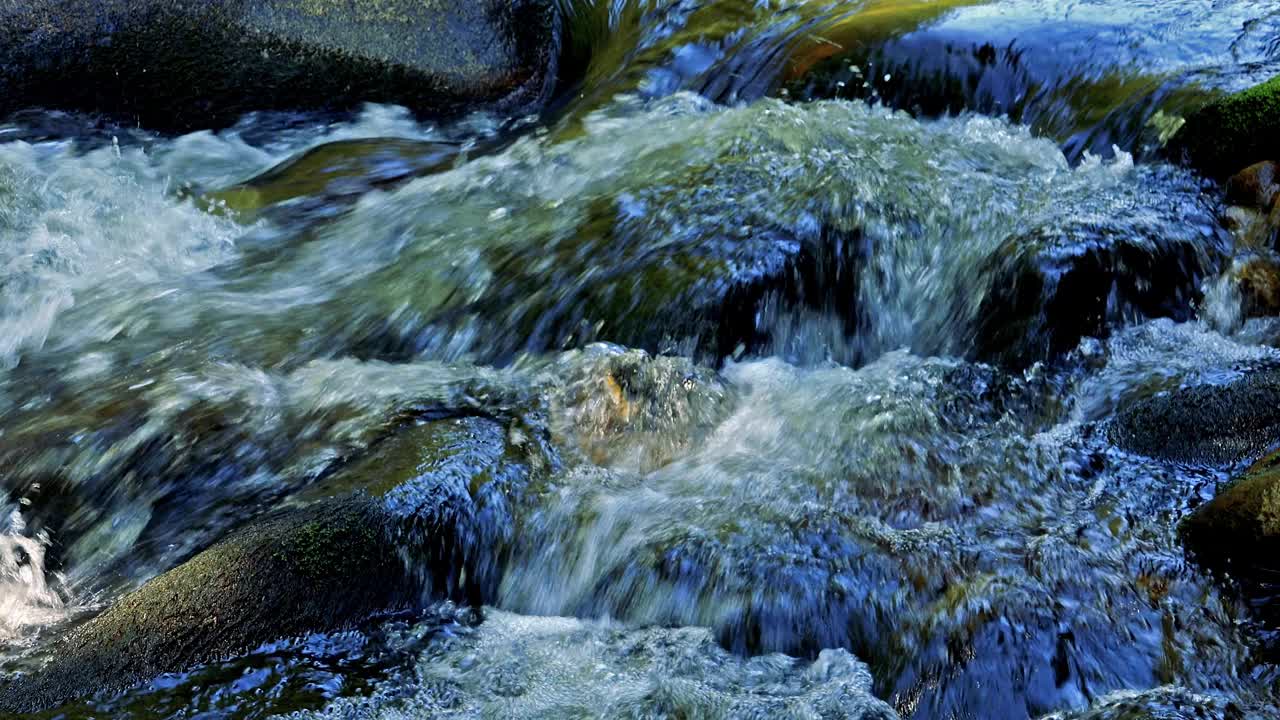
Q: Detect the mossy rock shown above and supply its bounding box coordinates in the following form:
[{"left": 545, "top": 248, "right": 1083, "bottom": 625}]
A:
[
  {"left": 0, "top": 498, "right": 411, "bottom": 715},
  {"left": 0, "top": 0, "right": 557, "bottom": 132},
  {"left": 0, "top": 415, "right": 552, "bottom": 715},
  {"left": 1110, "top": 369, "right": 1280, "bottom": 465},
  {"left": 1042, "top": 686, "right": 1247, "bottom": 720},
  {"left": 1181, "top": 450, "right": 1280, "bottom": 568},
  {"left": 1166, "top": 75, "right": 1280, "bottom": 180}
]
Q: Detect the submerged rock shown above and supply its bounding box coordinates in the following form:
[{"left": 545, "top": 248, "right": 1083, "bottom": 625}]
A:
[
  {"left": 1168, "top": 76, "right": 1280, "bottom": 181},
  {"left": 500, "top": 354, "right": 1250, "bottom": 720},
  {"left": 0, "top": 0, "right": 557, "bottom": 131},
  {"left": 1233, "top": 255, "right": 1280, "bottom": 320},
  {"left": 1040, "top": 686, "right": 1250, "bottom": 719},
  {"left": 202, "top": 138, "right": 480, "bottom": 220},
  {"left": 0, "top": 414, "right": 552, "bottom": 714},
  {"left": 545, "top": 344, "right": 737, "bottom": 472},
  {"left": 1110, "top": 369, "right": 1280, "bottom": 465}
]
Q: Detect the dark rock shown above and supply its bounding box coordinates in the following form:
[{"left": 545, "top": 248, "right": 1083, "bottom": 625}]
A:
[
  {"left": 1110, "top": 369, "right": 1280, "bottom": 465},
  {"left": 974, "top": 215, "right": 1226, "bottom": 368},
  {"left": 783, "top": 21, "right": 1216, "bottom": 163},
  {"left": 0, "top": 415, "right": 552, "bottom": 714},
  {"left": 1167, "top": 75, "right": 1280, "bottom": 181},
  {"left": 1225, "top": 161, "right": 1280, "bottom": 211},
  {"left": 0, "top": 0, "right": 557, "bottom": 132}
]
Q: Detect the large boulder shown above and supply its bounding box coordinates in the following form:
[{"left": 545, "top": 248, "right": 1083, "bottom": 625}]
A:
[
  {"left": 1167, "top": 75, "right": 1280, "bottom": 181},
  {"left": 0, "top": 414, "right": 551, "bottom": 714},
  {"left": 0, "top": 0, "right": 557, "bottom": 131}
]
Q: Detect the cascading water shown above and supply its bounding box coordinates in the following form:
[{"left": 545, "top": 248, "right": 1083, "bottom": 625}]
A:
[{"left": 2, "top": 0, "right": 1280, "bottom": 718}]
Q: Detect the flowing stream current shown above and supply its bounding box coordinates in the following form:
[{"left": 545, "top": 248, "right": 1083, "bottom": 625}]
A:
[{"left": 3, "top": 1, "right": 1280, "bottom": 718}]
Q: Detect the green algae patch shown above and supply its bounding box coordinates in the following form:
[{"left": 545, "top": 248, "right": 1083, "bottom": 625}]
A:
[
  {"left": 1168, "top": 75, "right": 1280, "bottom": 180},
  {"left": 202, "top": 138, "right": 467, "bottom": 219}
]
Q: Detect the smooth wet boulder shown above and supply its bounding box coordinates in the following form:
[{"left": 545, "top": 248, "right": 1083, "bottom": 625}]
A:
[
  {"left": 1109, "top": 369, "right": 1280, "bottom": 465},
  {"left": 0, "top": 0, "right": 557, "bottom": 131},
  {"left": 1167, "top": 76, "right": 1280, "bottom": 181},
  {"left": 0, "top": 414, "right": 551, "bottom": 714},
  {"left": 0, "top": 498, "right": 412, "bottom": 715},
  {"left": 302, "top": 414, "right": 556, "bottom": 600},
  {"left": 1225, "top": 162, "right": 1280, "bottom": 211}
]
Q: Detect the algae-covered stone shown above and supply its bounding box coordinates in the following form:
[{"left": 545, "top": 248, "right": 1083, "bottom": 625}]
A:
[
  {"left": 1181, "top": 450, "right": 1280, "bottom": 568},
  {"left": 0, "top": 0, "right": 557, "bottom": 131},
  {"left": 0, "top": 414, "right": 553, "bottom": 715},
  {"left": 204, "top": 138, "right": 473, "bottom": 219},
  {"left": 1167, "top": 76, "right": 1280, "bottom": 180},
  {"left": 304, "top": 414, "right": 555, "bottom": 599},
  {"left": 974, "top": 213, "right": 1225, "bottom": 367},
  {"left": 1110, "top": 369, "right": 1280, "bottom": 465},
  {"left": 0, "top": 498, "right": 411, "bottom": 714},
  {"left": 1232, "top": 255, "right": 1280, "bottom": 320}
]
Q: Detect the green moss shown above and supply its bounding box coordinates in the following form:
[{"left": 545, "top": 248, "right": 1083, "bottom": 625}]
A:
[
  {"left": 0, "top": 0, "right": 554, "bottom": 131},
  {"left": 203, "top": 138, "right": 467, "bottom": 219},
  {"left": 0, "top": 499, "right": 412, "bottom": 715},
  {"left": 1168, "top": 75, "right": 1280, "bottom": 180}
]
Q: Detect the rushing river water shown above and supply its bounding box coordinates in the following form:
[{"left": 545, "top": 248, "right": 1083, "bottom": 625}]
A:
[{"left": 2, "top": 0, "right": 1280, "bottom": 718}]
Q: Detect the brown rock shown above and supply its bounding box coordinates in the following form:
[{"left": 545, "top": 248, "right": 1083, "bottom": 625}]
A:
[
  {"left": 1225, "top": 161, "right": 1280, "bottom": 210},
  {"left": 1235, "top": 254, "right": 1280, "bottom": 318}
]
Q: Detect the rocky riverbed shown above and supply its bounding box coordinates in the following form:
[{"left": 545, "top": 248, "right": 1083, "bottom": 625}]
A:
[{"left": 2, "top": 1, "right": 1280, "bottom": 719}]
